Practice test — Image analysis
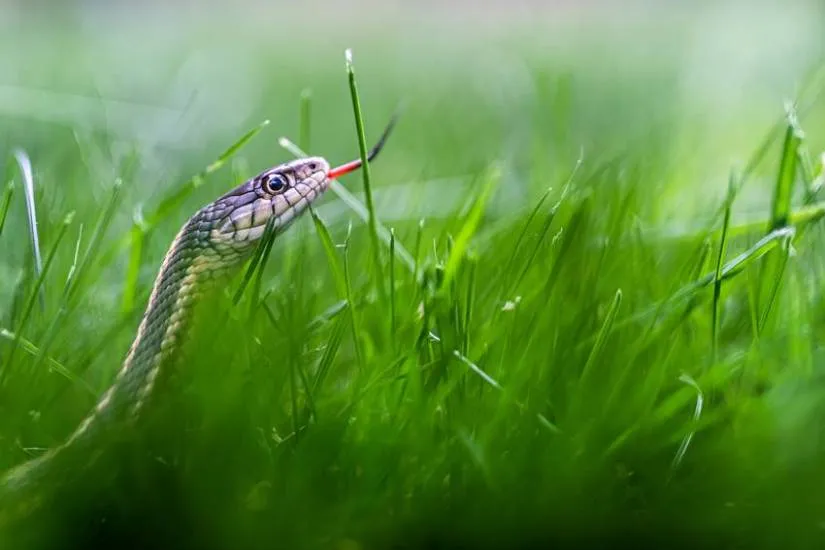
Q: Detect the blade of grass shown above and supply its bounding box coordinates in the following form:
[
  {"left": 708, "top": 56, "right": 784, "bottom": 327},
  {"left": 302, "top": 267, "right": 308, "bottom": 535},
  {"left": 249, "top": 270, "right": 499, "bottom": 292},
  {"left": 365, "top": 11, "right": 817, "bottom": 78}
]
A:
[
  {"left": 63, "top": 223, "right": 84, "bottom": 296},
  {"left": 578, "top": 289, "right": 623, "bottom": 390},
  {"left": 67, "top": 179, "right": 122, "bottom": 303},
  {"left": 600, "top": 226, "right": 796, "bottom": 341},
  {"left": 390, "top": 228, "right": 397, "bottom": 338},
  {"left": 605, "top": 355, "right": 737, "bottom": 459},
  {"left": 757, "top": 239, "right": 793, "bottom": 335},
  {"left": 14, "top": 149, "right": 44, "bottom": 311},
  {"left": 768, "top": 101, "right": 803, "bottom": 231},
  {"left": 28, "top": 221, "right": 89, "bottom": 380},
  {"left": 250, "top": 220, "right": 280, "bottom": 314},
  {"left": 798, "top": 143, "right": 818, "bottom": 204},
  {"left": 500, "top": 186, "right": 555, "bottom": 281},
  {"left": 1, "top": 212, "right": 74, "bottom": 385},
  {"left": 331, "top": 180, "right": 415, "bottom": 270},
  {"left": 447, "top": 347, "right": 558, "bottom": 437},
  {"left": 442, "top": 163, "right": 500, "bottom": 290},
  {"left": 342, "top": 222, "right": 363, "bottom": 369},
  {"left": 671, "top": 197, "right": 825, "bottom": 244},
  {"left": 309, "top": 209, "right": 348, "bottom": 299},
  {"left": 0, "top": 327, "right": 92, "bottom": 394},
  {"left": 511, "top": 187, "right": 569, "bottom": 293},
  {"left": 462, "top": 254, "right": 477, "bottom": 355},
  {"left": 121, "top": 208, "right": 146, "bottom": 314},
  {"left": 452, "top": 349, "right": 502, "bottom": 391},
  {"left": 288, "top": 333, "right": 300, "bottom": 443},
  {"left": 670, "top": 374, "right": 704, "bottom": 470},
  {"left": 756, "top": 103, "right": 803, "bottom": 334},
  {"left": 810, "top": 153, "right": 825, "bottom": 199},
  {"left": 413, "top": 219, "right": 425, "bottom": 281},
  {"left": 261, "top": 302, "right": 317, "bottom": 425},
  {"left": 797, "top": 147, "right": 825, "bottom": 242},
  {"left": 233, "top": 217, "right": 278, "bottom": 306},
  {"left": 0, "top": 181, "right": 14, "bottom": 237},
  {"left": 500, "top": 151, "right": 580, "bottom": 288},
  {"left": 306, "top": 299, "right": 350, "bottom": 334},
  {"left": 712, "top": 175, "right": 736, "bottom": 362},
  {"left": 344, "top": 48, "right": 385, "bottom": 293},
  {"left": 696, "top": 76, "right": 825, "bottom": 228},
  {"left": 310, "top": 309, "right": 349, "bottom": 398}
]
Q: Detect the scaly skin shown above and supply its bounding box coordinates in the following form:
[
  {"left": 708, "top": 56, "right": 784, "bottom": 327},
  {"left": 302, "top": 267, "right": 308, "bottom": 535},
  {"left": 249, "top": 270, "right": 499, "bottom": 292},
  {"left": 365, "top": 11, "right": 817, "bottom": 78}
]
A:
[{"left": 0, "top": 155, "right": 332, "bottom": 530}]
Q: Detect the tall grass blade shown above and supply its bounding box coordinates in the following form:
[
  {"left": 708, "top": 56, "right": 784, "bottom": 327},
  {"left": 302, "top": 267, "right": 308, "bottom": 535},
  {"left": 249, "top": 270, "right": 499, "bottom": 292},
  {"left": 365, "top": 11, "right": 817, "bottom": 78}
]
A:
[
  {"left": 311, "top": 310, "right": 349, "bottom": 398},
  {"left": 412, "top": 219, "right": 425, "bottom": 283},
  {"left": 310, "top": 209, "right": 348, "bottom": 299},
  {"left": 0, "top": 181, "right": 13, "bottom": 238},
  {"left": 67, "top": 180, "right": 122, "bottom": 303},
  {"left": 63, "top": 224, "right": 84, "bottom": 296},
  {"left": 452, "top": 349, "right": 502, "bottom": 390},
  {"left": 0, "top": 327, "right": 91, "bottom": 393},
  {"left": 28, "top": 221, "right": 88, "bottom": 381},
  {"left": 121, "top": 209, "right": 146, "bottom": 314},
  {"left": 579, "top": 288, "right": 623, "bottom": 389},
  {"left": 14, "top": 149, "right": 44, "bottom": 311},
  {"left": 442, "top": 163, "right": 500, "bottom": 290},
  {"left": 712, "top": 175, "right": 736, "bottom": 362},
  {"left": 462, "top": 255, "right": 477, "bottom": 355},
  {"left": 501, "top": 151, "right": 580, "bottom": 287},
  {"left": 344, "top": 48, "right": 385, "bottom": 291},
  {"left": 757, "top": 240, "right": 793, "bottom": 334},
  {"left": 250, "top": 221, "right": 280, "bottom": 313},
  {"left": 604, "top": 226, "right": 796, "bottom": 338},
  {"left": 769, "top": 102, "right": 803, "bottom": 231},
  {"left": 389, "top": 228, "right": 397, "bottom": 337},
  {"left": 1, "top": 212, "right": 74, "bottom": 385},
  {"left": 233, "top": 217, "right": 278, "bottom": 305},
  {"left": 342, "top": 222, "right": 363, "bottom": 369},
  {"left": 671, "top": 374, "right": 704, "bottom": 470}
]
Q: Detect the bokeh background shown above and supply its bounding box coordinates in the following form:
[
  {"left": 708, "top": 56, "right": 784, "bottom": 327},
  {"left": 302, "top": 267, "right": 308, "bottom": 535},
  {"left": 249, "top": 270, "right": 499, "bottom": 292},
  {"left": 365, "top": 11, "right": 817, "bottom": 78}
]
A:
[{"left": 2, "top": 1, "right": 825, "bottom": 548}]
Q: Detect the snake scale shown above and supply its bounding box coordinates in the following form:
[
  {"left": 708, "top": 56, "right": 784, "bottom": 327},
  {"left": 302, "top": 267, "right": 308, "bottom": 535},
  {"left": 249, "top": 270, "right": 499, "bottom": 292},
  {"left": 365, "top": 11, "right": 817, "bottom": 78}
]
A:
[{"left": 0, "top": 116, "right": 396, "bottom": 538}]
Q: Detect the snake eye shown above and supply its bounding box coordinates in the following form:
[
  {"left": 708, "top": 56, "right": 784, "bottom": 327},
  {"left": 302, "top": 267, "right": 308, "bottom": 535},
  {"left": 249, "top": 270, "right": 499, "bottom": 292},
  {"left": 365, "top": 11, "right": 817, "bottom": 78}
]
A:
[{"left": 263, "top": 173, "right": 287, "bottom": 194}]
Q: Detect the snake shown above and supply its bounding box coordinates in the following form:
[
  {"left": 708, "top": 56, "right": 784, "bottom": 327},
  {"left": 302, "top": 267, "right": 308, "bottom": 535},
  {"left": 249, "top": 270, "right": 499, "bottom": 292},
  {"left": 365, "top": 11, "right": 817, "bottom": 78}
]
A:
[{"left": 0, "top": 115, "right": 397, "bottom": 537}]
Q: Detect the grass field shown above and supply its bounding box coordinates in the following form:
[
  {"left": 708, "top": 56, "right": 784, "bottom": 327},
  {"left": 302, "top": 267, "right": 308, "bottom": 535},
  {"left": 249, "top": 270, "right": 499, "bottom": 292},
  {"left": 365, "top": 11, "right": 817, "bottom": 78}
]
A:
[{"left": 3, "top": 2, "right": 825, "bottom": 548}]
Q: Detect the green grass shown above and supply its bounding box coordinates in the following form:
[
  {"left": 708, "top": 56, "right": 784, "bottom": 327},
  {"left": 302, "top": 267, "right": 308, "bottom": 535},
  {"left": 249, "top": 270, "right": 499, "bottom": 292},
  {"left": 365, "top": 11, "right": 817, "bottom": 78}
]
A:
[{"left": 3, "top": 5, "right": 825, "bottom": 548}]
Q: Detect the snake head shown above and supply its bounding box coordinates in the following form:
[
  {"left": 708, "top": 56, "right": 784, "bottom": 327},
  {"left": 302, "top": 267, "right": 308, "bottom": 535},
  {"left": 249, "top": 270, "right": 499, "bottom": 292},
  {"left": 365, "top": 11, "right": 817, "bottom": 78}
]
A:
[
  {"left": 206, "top": 156, "right": 331, "bottom": 254},
  {"left": 199, "top": 111, "right": 398, "bottom": 259}
]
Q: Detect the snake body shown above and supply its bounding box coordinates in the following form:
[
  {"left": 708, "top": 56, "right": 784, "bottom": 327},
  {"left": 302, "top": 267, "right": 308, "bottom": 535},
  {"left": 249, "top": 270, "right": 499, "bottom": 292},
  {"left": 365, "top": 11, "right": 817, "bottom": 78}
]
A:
[{"left": 0, "top": 155, "right": 333, "bottom": 531}]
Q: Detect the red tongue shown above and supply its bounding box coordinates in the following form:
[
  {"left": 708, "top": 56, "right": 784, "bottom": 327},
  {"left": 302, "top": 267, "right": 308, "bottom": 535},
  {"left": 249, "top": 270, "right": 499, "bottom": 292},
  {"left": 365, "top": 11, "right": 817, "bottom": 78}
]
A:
[
  {"left": 328, "top": 159, "right": 363, "bottom": 180},
  {"left": 327, "top": 111, "right": 399, "bottom": 180}
]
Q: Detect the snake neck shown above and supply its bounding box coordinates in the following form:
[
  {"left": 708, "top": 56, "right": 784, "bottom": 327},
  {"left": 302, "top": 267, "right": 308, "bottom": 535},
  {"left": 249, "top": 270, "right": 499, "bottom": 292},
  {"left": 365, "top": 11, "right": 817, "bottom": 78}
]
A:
[
  {"left": 0, "top": 203, "right": 243, "bottom": 518},
  {"left": 76, "top": 203, "right": 243, "bottom": 440}
]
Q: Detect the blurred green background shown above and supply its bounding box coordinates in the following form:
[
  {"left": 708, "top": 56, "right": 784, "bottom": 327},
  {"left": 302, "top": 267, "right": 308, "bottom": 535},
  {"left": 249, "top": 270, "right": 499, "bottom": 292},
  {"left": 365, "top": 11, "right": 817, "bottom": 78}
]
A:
[{"left": 2, "top": 1, "right": 825, "bottom": 548}]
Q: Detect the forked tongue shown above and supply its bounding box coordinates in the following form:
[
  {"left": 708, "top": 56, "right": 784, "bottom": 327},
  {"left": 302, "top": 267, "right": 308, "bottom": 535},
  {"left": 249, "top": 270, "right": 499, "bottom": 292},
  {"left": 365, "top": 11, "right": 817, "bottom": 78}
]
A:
[{"left": 327, "top": 111, "right": 399, "bottom": 180}]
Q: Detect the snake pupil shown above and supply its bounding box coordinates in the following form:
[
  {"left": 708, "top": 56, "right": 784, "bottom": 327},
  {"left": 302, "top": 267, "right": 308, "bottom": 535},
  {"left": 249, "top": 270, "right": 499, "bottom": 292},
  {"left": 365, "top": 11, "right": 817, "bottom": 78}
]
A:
[{"left": 265, "top": 174, "right": 286, "bottom": 193}]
